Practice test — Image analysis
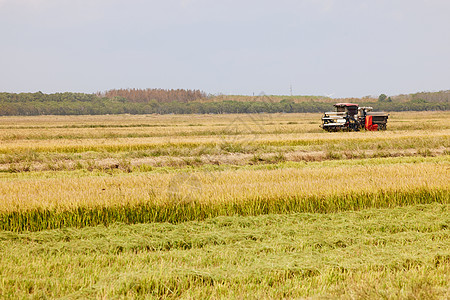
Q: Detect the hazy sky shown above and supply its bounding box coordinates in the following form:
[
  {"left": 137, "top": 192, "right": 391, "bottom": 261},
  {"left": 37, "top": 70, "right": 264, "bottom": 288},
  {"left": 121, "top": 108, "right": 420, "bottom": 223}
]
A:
[{"left": 1, "top": 0, "right": 449, "bottom": 97}]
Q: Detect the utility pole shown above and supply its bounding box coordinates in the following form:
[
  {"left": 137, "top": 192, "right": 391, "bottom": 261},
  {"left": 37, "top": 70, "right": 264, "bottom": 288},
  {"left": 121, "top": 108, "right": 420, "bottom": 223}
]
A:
[{"left": 290, "top": 84, "right": 293, "bottom": 96}]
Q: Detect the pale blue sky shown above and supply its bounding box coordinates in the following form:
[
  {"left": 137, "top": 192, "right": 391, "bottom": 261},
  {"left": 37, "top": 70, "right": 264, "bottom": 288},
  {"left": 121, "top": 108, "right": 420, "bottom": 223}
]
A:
[{"left": 1, "top": 0, "right": 449, "bottom": 97}]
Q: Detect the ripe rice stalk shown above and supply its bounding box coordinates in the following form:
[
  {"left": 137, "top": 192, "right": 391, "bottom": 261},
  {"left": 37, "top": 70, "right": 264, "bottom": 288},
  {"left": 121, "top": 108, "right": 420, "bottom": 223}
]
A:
[{"left": 0, "top": 188, "right": 447, "bottom": 232}]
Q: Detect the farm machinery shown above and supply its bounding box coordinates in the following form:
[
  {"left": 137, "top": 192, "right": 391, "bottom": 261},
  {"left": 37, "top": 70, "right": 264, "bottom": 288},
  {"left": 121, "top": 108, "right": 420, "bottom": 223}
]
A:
[{"left": 320, "top": 103, "right": 389, "bottom": 132}]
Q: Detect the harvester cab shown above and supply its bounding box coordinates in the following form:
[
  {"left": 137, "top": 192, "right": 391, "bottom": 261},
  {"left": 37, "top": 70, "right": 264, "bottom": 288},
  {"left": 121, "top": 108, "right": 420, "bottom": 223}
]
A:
[
  {"left": 321, "top": 103, "right": 388, "bottom": 132},
  {"left": 321, "top": 103, "right": 359, "bottom": 132}
]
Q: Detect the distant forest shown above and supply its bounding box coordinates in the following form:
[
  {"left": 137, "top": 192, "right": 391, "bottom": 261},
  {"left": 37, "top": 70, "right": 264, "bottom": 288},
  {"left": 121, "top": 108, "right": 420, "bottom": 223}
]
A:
[
  {"left": 98, "top": 88, "right": 207, "bottom": 103},
  {"left": 0, "top": 89, "right": 448, "bottom": 116}
]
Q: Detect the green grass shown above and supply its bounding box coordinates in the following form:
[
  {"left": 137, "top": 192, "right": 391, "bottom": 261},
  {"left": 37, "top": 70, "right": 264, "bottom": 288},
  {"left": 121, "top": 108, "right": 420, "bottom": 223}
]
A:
[{"left": 1, "top": 204, "right": 448, "bottom": 299}]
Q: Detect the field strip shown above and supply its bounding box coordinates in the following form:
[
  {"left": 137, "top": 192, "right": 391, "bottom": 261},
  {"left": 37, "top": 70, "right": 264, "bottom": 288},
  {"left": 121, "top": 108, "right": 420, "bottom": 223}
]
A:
[
  {"left": 0, "top": 155, "right": 448, "bottom": 180},
  {"left": 1, "top": 126, "right": 449, "bottom": 141},
  {"left": 0, "top": 187, "right": 448, "bottom": 232},
  {"left": 0, "top": 131, "right": 448, "bottom": 154},
  {"left": 0, "top": 158, "right": 448, "bottom": 232}
]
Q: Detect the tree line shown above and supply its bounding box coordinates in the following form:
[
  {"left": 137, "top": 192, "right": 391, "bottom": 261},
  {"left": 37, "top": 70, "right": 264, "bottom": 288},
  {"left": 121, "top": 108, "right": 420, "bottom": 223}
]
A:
[
  {"left": 97, "top": 88, "right": 208, "bottom": 103},
  {"left": 0, "top": 90, "right": 448, "bottom": 116},
  {"left": 411, "top": 90, "right": 450, "bottom": 103}
]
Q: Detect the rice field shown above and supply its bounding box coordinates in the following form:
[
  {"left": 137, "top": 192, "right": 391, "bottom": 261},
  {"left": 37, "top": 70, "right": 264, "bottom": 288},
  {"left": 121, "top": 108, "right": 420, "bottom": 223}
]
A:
[{"left": 0, "top": 111, "right": 449, "bottom": 298}]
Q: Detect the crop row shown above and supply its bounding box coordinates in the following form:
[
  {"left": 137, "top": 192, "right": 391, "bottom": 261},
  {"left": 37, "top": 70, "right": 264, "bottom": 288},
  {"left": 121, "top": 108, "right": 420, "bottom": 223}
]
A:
[{"left": 1, "top": 187, "right": 448, "bottom": 232}]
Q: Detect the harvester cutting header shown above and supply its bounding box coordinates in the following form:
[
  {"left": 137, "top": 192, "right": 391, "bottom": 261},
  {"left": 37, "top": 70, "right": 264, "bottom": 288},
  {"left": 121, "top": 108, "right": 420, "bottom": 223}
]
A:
[{"left": 321, "top": 103, "right": 389, "bottom": 132}]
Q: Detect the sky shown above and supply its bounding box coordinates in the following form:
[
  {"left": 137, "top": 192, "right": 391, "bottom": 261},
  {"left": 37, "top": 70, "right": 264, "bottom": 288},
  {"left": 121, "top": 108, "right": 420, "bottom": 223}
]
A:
[{"left": 0, "top": 0, "right": 449, "bottom": 98}]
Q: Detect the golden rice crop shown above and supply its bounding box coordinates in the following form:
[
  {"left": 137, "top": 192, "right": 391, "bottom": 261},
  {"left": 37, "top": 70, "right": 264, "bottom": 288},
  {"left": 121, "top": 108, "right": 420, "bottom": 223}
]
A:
[
  {"left": 1, "top": 157, "right": 448, "bottom": 212},
  {"left": 0, "top": 130, "right": 447, "bottom": 154},
  {"left": 0, "top": 158, "right": 448, "bottom": 231}
]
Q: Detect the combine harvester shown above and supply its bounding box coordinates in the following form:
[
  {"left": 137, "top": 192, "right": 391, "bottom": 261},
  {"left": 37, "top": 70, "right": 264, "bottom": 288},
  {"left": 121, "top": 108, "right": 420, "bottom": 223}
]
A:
[{"left": 321, "top": 103, "right": 389, "bottom": 132}]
